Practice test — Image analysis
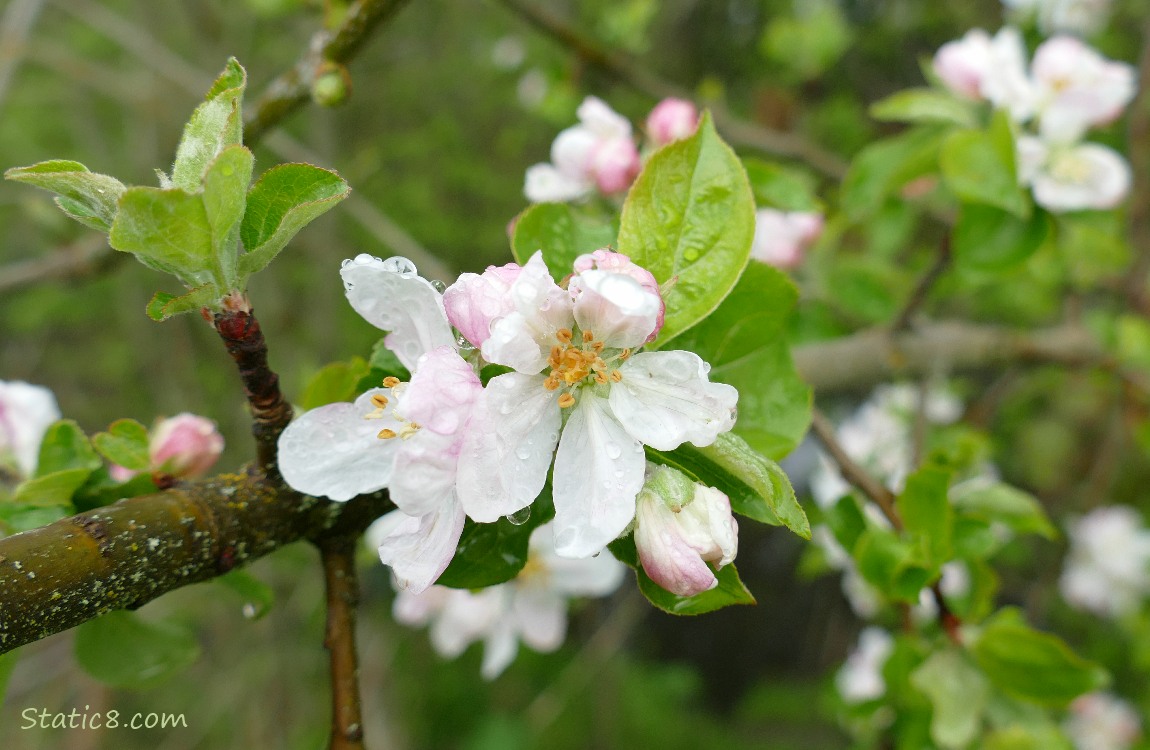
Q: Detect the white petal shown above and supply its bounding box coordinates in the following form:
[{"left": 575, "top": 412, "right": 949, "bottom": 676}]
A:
[
  {"left": 1032, "top": 143, "right": 1131, "bottom": 212},
  {"left": 480, "top": 615, "right": 519, "bottom": 680},
  {"left": 570, "top": 269, "right": 660, "bottom": 349},
  {"left": 524, "top": 163, "right": 591, "bottom": 203},
  {"left": 376, "top": 498, "right": 466, "bottom": 594},
  {"left": 528, "top": 523, "right": 627, "bottom": 596},
  {"left": 390, "top": 585, "right": 450, "bottom": 626},
  {"left": 550, "top": 126, "right": 598, "bottom": 178},
  {"left": 277, "top": 388, "right": 399, "bottom": 501},
  {"left": 576, "top": 96, "right": 632, "bottom": 140},
  {"left": 511, "top": 587, "right": 567, "bottom": 652},
  {"left": 456, "top": 373, "right": 560, "bottom": 522},
  {"left": 390, "top": 429, "right": 459, "bottom": 517},
  {"left": 552, "top": 394, "right": 646, "bottom": 558},
  {"left": 609, "top": 351, "right": 739, "bottom": 451},
  {"left": 429, "top": 586, "right": 505, "bottom": 658},
  {"left": 481, "top": 253, "right": 573, "bottom": 374},
  {"left": 340, "top": 255, "right": 455, "bottom": 371},
  {"left": 0, "top": 381, "right": 61, "bottom": 477}
]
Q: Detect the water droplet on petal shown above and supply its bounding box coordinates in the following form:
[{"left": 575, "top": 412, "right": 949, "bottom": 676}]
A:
[
  {"left": 341, "top": 258, "right": 353, "bottom": 268},
  {"left": 515, "top": 445, "right": 531, "bottom": 460},
  {"left": 604, "top": 441, "right": 622, "bottom": 459},
  {"left": 431, "top": 279, "right": 447, "bottom": 292},
  {"left": 352, "top": 253, "right": 377, "bottom": 265},
  {"left": 506, "top": 507, "right": 532, "bottom": 525},
  {"left": 499, "top": 401, "right": 515, "bottom": 415},
  {"left": 381, "top": 256, "right": 418, "bottom": 275}
]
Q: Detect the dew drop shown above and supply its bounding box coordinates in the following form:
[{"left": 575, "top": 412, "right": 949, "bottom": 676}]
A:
[
  {"left": 381, "top": 256, "right": 418, "bottom": 275},
  {"left": 515, "top": 445, "right": 532, "bottom": 460},
  {"left": 499, "top": 401, "right": 515, "bottom": 415},
  {"left": 431, "top": 279, "right": 447, "bottom": 292},
  {"left": 683, "top": 248, "right": 700, "bottom": 262},
  {"left": 352, "top": 253, "right": 377, "bottom": 265},
  {"left": 242, "top": 603, "right": 257, "bottom": 620},
  {"left": 340, "top": 258, "right": 353, "bottom": 268},
  {"left": 604, "top": 441, "right": 622, "bottom": 459},
  {"left": 506, "top": 506, "right": 532, "bottom": 525}
]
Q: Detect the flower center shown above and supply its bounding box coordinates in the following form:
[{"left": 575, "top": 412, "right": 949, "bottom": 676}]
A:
[
  {"left": 366, "top": 377, "right": 422, "bottom": 440},
  {"left": 542, "top": 327, "right": 629, "bottom": 408},
  {"left": 1049, "top": 151, "right": 1093, "bottom": 184}
]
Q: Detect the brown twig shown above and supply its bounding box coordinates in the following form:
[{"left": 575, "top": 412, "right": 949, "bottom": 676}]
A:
[
  {"left": 213, "top": 304, "right": 294, "bottom": 476},
  {"left": 0, "top": 474, "right": 392, "bottom": 655},
  {"left": 809, "top": 408, "right": 902, "bottom": 531},
  {"left": 491, "top": 0, "right": 849, "bottom": 179},
  {"left": 891, "top": 235, "right": 952, "bottom": 333},
  {"left": 243, "top": 0, "right": 414, "bottom": 145},
  {"left": 318, "top": 536, "right": 366, "bottom": 750}
]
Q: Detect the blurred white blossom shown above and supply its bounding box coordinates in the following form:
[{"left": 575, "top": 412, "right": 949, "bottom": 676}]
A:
[
  {"left": 0, "top": 380, "right": 60, "bottom": 480},
  {"left": 1060, "top": 506, "right": 1150, "bottom": 619},
  {"left": 1003, "top": 0, "right": 1114, "bottom": 36},
  {"left": 1064, "top": 691, "right": 1142, "bottom": 750},
  {"left": 836, "top": 627, "right": 894, "bottom": 703},
  {"left": 750, "top": 208, "right": 824, "bottom": 270}
]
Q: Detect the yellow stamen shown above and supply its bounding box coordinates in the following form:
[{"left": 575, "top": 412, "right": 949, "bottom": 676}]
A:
[
  {"left": 377, "top": 428, "right": 397, "bottom": 439},
  {"left": 370, "top": 394, "right": 389, "bottom": 409},
  {"left": 382, "top": 376, "right": 401, "bottom": 388},
  {"left": 610, "top": 369, "right": 623, "bottom": 382},
  {"left": 582, "top": 330, "right": 595, "bottom": 343},
  {"left": 558, "top": 393, "right": 576, "bottom": 408},
  {"left": 594, "top": 372, "right": 608, "bottom": 385},
  {"left": 619, "top": 348, "right": 632, "bottom": 361},
  {"left": 556, "top": 328, "right": 573, "bottom": 344}
]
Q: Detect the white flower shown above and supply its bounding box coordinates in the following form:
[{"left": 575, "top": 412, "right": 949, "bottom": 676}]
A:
[
  {"left": 451, "top": 251, "right": 738, "bottom": 558},
  {"left": 634, "top": 465, "right": 738, "bottom": 596},
  {"left": 836, "top": 627, "right": 894, "bottom": 703},
  {"left": 1064, "top": 692, "right": 1142, "bottom": 750},
  {"left": 388, "top": 522, "right": 625, "bottom": 679},
  {"left": 1060, "top": 506, "right": 1150, "bottom": 618},
  {"left": 0, "top": 380, "right": 60, "bottom": 480},
  {"left": 1031, "top": 36, "right": 1135, "bottom": 142},
  {"left": 1016, "top": 135, "right": 1131, "bottom": 211},
  {"left": 1003, "top": 0, "right": 1114, "bottom": 37},
  {"left": 933, "top": 27, "right": 1036, "bottom": 121},
  {"left": 750, "top": 208, "right": 824, "bottom": 269},
  {"left": 277, "top": 255, "right": 480, "bottom": 592},
  {"left": 524, "top": 96, "right": 641, "bottom": 203}
]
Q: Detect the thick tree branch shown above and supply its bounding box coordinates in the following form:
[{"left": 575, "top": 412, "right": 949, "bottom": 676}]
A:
[
  {"left": 792, "top": 320, "right": 1108, "bottom": 393},
  {"left": 0, "top": 474, "right": 391, "bottom": 655},
  {"left": 243, "top": 0, "right": 413, "bottom": 145},
  {"left": 318, "top": 536, "right": 366, "bottom": 750},
  {"left": 492, "top": 0, "right": 849, "bottom": 179}
]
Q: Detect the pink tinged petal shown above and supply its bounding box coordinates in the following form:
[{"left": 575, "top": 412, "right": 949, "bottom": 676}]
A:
[
  {"left": 339, "top": 255, "right": 455, "bottom": 371},
  {"left": 571, "top": 269, "right": 661, "bottom": 349},
  {"left": 552, "top": 394, "right": 646, "bottom": 558},
  {"left": 397, "top": 347, "right": 483, "bottom": 436},
  {"left": 482, "top": 253, "right": 573, "bottom": 373},
  {"left": 442, "top": 262, "right": 522, "bottom": 348},
  {"left": 550, "top": 126, "right": 598, "bottom": 179},
  {"left": 589, "top": 137, "right": 641, "bottom": 195},
  {"left": 456, "top": 373, "right": 560, "bottom": 522},
  {"left": 573, "top": 249, "right": 665, "bottom": 338},
  {"left": 646, "top": 98, "right": 700, "bottom": 147},
  {"left": 512, "top": 587, "right": 567, "bottom": 652},
  {"left": 524, "top": 163, "right": 591, "bottom": 203},
  {"left": 277, "top": 388, "right": 399, "bottom": 502},
  {"left": 609, "top": 351, "right": 739, "bottom": 451},
  {"left": 1032, "top": 143, "right": 1131, "bottom": 212},
  {"left": 0, "top": 380, "right": 61, "bottom": 478},
  {"left": 149, "top": 413, "right": 225, "bottom": 478},
  {"left": 634, "top": 489, "right": 719, "bottom": 597},
  {"left": 376, "top": 497, "right": 466, "bottom": 594},
  {"left": 932, "top": 29, "right": 993, "bottom": 100},
  {"left": 1033, "top": 36, "right": 1135, "bottom": 141},
  {"left": 677, "top": 485, "right": 739, "bottom": 568},
  {"left": 981, "top": 27, "right": 1036, "bottom": 122}
]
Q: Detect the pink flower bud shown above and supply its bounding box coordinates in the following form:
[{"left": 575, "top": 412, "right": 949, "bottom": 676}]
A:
[
  {"left": 646, "top": 98, "right": 699, "bottom": 147},
  {"left": 750, "top": 209, "right": 824, "bottom": 269},
  {"left": 149, "top": 413, "right": 224, "bottom": 478},
  {"left": 589, "top": 137, "right": 641, "bottom": 195},
  {"left": 635, "top": 468, "right": 738, "bottom": 597},
  {"left": 442, "top": 261, "right": 523, "bottom": 348}
]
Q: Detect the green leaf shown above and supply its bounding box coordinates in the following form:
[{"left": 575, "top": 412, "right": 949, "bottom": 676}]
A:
[
  {"left": 0, "top": 650, "right": 18, "bottom": 707},
  {"left": 909, "top": 649, "right": 989, "bottom": 750},
  {"left": 74, "top": 611, "right": 200, "bottom": 690},
  {"left": 11, "top": 469, "right": 90, "bottom": 508},
  {"left": 636, "top": 561, "right": 755, "bottom": 615},
  {"left": 940, "top": 114, "right": 1028, "bottom": 217},
  {"left": 202, "top": 145, "right": 255, "bottom": 289},
  {"left": 854, "top": 528, "right": 932, "bottom": 602},
  {"left": 511, "top": 202, "right": 619, "bottom": 277},
  {"left": 760, "top": 0, "right": 852, "bottom": 82},
  {"left": 951, "top": 481, "right": 1057, "bottom": 540},
  {"left": 841, "top": 126, "right": 947, "bottom": 220},
  {"left": 646, "top": 432, "right": 810, "bottom": 539},
  {"left": 35, "top": 420, "right": 100, "bottom": 477},
  {"left": 217, "top": 569, "right": 275, "bottom": 620},
  {"left": 300, "top": 357, "right": 371, "bottom": 410},
  {"left": 971, "top": 608, "right": 1109, "bottom": 707},
  {"left": 171, "top": 58, "right": 246, "bottom": 192},
  {"left": 871, "top": 88, "right": 978, "bottom": 128},
  {"left": 4, "top": 160, "right": 126, "bottom": 232},
  {"left": 617, "top": 112, "right": 755, "bottom": 346},
  {"left": 897, "top": 465, "right": 954, "bottom": 572},
  {"left": 667, "top": 261, "right": 811, "bottom": 459},
  {"left": 824, "top": 495, "right": 868, "bottom": 552},
  {"left": 742, "top": 158, "right": 821, "bottom": 212},
  {"left": 109, "top": 186, "right": 217, "bottom": 286},
  {"left": 437, "top": 490, "right": 555, "bottom": 589},
  {"left": 238, "top": 163, "right": 350, "bottom": 276},
  {"left": 145, "top": 284, "right": 221, "bottom": 321},
  {"left": 953, "top": 203, "right": 1049, "bottom": 271},
  {"left": 92, "top": 418, "right": 151, "bottom": 471}
]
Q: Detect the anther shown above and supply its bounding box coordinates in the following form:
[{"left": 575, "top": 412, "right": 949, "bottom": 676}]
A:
[
  {"left": 558, "top": 393, "right": 576, "bottom": 408},
  {"left": 610, "top": 370, "right": 624, "bottom": 382},
  {"left": 556, "top": 328, "right": 573, "bottom": 344},
  {"left": 582, "top": 330, "right": 595, "bottom": 343},
  {"left": 619, "top": 348, "right": 632, "bottom": 360},
  {"left": 370, "top": 394, "right": 389, "bottom": 409},
  {"left": 382, "top": 376, "right": 402, "bottom": 388},
  {"left": 377, "top": 428, "right": 397, "bottom": 439},
  {"left": 594, "top": 372, "right": 608, "bottom": 385}
]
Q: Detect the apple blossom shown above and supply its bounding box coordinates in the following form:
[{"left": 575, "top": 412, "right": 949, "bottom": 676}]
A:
[
  {"left": 835, "top": 627, "right": 894, "bottom": 703},
  {"left": 385, "top": 522, "right": 625, "bottom": 678},
  {"left": 1031, "top": 36, "right": 1135, "bottom": 142},
  {"left": 451, "top": 250, "right": 738, "bottom": 558},
  {"left": 524, "top": 96, "right": 641, "bottom": 203},
  {"left": 1064, "top": 692, "right": 1142, "bottom": 750},
  {"left": 645, "top": 98, "right": 699, "bottom": 147},
  {"left": 0, "top": 380, "right": 60, "bottom": 481},
  {"left": 633, "top": 464, "right": 738, "bottom": 597},
  {"left": 1002, "top": 0, "right": 1114, "bottom": 37},
  {"left": 151, "top": 413, "right": 225, "bottom": 478},
  {"left": 933, "top": 27, "right": 1035, "bottom": 121},
  {"left": 1060, "top": 506, "right": 1150, "bottom": 618},
  {"left": 749, "top": 208, "right": 824, "bottom": 270},
  {"left": 1016, "top": 135, "right": 1131, "bottom": 211}
]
